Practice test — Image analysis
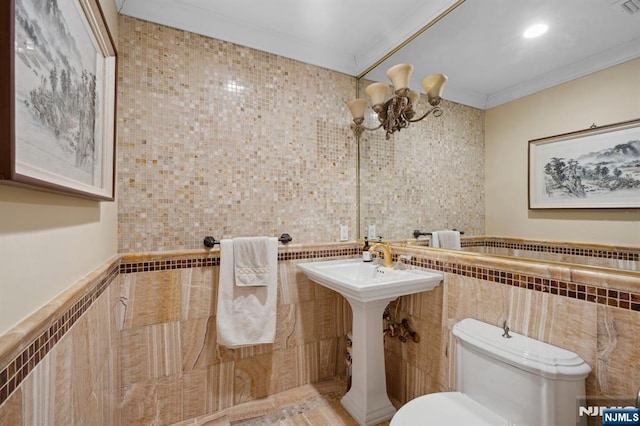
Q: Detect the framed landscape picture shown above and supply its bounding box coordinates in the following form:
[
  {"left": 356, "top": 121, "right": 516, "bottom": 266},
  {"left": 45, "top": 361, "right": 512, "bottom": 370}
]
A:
[
  {"left": 529, "top": 119, "right": 640, "bottom": 209},
  {"left": 1, "top": 0, "right": 117, "bottom": 200}
]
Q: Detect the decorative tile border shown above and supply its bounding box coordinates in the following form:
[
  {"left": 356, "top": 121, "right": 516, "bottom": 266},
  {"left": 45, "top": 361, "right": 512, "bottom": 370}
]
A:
[
  {"left": 405, "top": 256, "right": 640, "bottom": 312},
  {"left": 278, "top": 248, "right": 359, "bottom": 261},
  {"left": 118, "top": 247, "right": 360, "bottom": 274},
  {"left": 462, "top": 238, "right": 640, "bottom": 261},
  {"left": 120, "top": 257, "right": 219, "bottom": 273}
]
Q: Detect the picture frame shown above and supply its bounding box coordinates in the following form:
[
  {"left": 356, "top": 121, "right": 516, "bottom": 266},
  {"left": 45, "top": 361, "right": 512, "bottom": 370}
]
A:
[
  {"left": 0, "top": 0, "right": 117, "bottom": 200},
  {"left": 529, "top": 118, "right": 640, "bottom": 209}
]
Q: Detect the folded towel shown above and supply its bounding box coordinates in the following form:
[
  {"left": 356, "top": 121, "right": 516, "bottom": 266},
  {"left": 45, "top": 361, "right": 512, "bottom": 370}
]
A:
[
  {"left": 216, "top": 237, "right": 278, "bottom": 348},
  {"left": 234, "top": 236, "right": 271, "bottom": 286},
  {"left": 431, "top": 230, "right": 461, "bottom": 250}
]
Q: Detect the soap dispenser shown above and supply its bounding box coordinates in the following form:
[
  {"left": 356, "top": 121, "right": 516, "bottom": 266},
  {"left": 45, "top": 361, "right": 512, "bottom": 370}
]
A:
[{"left": 362, "top": 237, "right": 372, "bottom": 262}]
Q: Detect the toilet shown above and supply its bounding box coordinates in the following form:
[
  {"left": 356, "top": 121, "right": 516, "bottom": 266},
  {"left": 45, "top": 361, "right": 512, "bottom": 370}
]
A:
[{"left": 391, "top": 318, "right": 592, "bottom": 426}]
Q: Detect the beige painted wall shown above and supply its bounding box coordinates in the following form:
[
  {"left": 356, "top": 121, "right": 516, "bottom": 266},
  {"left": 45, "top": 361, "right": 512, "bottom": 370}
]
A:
[
  {"left": 0, "top": 0, "right": 119, "bottom": 336},
  {"left": 485, "top": 58, "right": 640, "bottom": 246}
]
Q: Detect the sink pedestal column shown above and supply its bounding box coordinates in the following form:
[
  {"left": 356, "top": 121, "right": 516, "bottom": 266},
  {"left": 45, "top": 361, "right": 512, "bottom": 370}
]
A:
[{"left": 341, "top": 297, "right": 396, "bottom": 426}]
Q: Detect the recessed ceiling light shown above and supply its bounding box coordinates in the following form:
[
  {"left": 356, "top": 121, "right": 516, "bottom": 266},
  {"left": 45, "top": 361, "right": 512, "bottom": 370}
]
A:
[{"left": 523, "top": 23, "right": 548, "bottom": 39}]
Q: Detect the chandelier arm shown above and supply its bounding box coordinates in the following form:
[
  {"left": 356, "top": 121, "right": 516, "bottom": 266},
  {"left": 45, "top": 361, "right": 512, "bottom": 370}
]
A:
[
  {"left": 408, "top": 105, "right": 443, "bottom": 123},
  {"left": 350, "top": 121, "right": 383, "bottom": 137},
  {"left": 350, "top": 117, "right": 383, "bottom": 137}
]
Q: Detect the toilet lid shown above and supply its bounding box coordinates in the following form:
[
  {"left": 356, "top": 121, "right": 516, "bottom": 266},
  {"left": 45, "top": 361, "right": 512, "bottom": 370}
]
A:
[{"left": 390, "top": 392, "right": 513, "bottom": 426}]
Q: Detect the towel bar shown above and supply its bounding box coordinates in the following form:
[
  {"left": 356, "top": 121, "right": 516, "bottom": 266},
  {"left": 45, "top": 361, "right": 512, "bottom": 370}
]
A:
[
  {"left": 413, "top": 229, "right": 464, "bottom": 239},
  {"left": 203, "top": 233, "right": 293, "bottom": 248}
]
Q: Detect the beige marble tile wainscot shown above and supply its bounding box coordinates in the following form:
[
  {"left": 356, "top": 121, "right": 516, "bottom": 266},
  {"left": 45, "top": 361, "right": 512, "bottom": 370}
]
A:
[
  {"left": 2, "top": 242, "right": 640, "bottom": 425},
  {"left": 0, "top": 243, "right": 359, "bottom": 425},
  {"left": 0, "top": 257, "right": 122, "bottom": 425},
  {"left": 384, "top": 246, "right": 640, "bottom": 412},
  {"left": 117, "top": 243, "right": 358, "bottom": 425}
]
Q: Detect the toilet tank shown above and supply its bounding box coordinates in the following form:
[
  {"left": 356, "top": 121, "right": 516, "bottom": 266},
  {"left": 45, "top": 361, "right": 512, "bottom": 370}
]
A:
[{"left": 453, "top": 318, "right": 592, "bottom": 426}]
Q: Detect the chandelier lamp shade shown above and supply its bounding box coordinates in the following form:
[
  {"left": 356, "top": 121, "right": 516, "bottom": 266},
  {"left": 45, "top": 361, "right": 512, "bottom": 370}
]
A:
[{"left": 347, "top": 64, "right": 447, "bottom": 139}]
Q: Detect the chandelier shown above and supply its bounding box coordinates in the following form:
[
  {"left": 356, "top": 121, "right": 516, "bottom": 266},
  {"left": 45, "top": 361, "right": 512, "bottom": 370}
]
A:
[{"left": 347, "top": 64, "right": 447, "bottom": 140}]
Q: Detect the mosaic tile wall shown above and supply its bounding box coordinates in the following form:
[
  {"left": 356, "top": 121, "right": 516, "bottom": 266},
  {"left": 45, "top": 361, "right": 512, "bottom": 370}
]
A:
[
  {"left": 116, "top": 16, "right": 357, "bottom": 252},
  {"left": 358, "top": 79, "right": 485, "bottom": 241}
]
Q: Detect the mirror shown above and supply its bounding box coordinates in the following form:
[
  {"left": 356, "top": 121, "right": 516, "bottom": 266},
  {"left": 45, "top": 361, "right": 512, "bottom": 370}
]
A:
[
  {"left": 356, "top": 0, "right": 640, "bottom": 272},
  {"left": 357, "top": 87, "right": 485, "bottom": 242}
]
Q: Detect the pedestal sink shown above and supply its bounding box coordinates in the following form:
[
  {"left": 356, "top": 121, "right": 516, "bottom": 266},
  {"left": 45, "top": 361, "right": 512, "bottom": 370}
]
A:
[{"left": 297, "top": 258, "right": 443, "bottom": 426}]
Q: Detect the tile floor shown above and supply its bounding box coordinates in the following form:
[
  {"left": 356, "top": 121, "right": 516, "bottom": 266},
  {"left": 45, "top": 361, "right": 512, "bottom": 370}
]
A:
[{"left": 172, "top": 378, "right": 393, "bottom": 426}]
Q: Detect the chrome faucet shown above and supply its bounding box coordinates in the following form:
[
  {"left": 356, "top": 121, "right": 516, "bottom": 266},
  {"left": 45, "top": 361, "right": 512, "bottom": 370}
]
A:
[{"left": 369, "top": 242, "right": 394, "bottom": 268}]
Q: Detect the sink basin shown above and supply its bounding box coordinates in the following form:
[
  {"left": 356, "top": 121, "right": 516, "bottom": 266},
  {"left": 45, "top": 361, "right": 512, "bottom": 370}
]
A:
[
  {"left": 297, "top": 258, "right": 442, "bottom": 302},
  {"left": 297, "top": 257, "right": 443, "bottom": 425}
]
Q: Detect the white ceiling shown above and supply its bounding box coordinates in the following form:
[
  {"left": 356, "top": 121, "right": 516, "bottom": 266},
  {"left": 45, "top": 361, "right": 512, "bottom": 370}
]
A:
[{"left": 115, "top": 0, "right": 640, "bottom": 109}]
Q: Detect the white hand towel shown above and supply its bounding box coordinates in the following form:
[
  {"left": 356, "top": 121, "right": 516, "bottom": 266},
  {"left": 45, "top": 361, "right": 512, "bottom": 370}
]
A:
[
  {"left": 234, "top": 236, "right": 271, "bottom": 286},
  {"left": 430, "top": 230, "right": 461, "bottom": 250},
  {"left": 216, "top": 237, "right": 278, "bottom": 348}
]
